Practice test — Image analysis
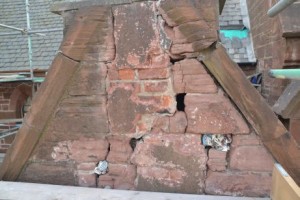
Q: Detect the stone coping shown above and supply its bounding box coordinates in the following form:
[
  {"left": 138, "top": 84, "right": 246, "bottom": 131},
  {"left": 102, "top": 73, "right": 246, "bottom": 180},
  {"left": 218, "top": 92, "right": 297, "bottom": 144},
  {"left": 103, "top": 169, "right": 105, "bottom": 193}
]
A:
[
  {"left": 51, "top": 0, "right": 154, "bottom": 14},
  {"left": 0, "top": 181, "right": 270, "bottom": 200}
]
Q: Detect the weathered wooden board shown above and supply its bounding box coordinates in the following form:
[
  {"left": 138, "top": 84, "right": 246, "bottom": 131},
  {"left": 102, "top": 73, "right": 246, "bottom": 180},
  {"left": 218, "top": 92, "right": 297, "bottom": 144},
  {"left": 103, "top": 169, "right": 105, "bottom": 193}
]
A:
[
  {"left": 0, "top": 54, "right": 79, "bottom": 181},
  {"left": 273, "top": 80, "right": 300, "bottom": 119},
  {"left": 201, "top": 43, "right": 300, "bottom": 186},
  {"left": 290, "top": 119, "right": 300, "bottom": 144}
]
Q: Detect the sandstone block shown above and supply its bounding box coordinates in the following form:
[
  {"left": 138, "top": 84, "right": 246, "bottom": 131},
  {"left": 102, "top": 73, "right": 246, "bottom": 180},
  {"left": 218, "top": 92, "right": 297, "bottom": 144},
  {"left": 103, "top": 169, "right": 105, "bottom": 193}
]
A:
[
  {"left": 108, "top": 85, "right": 175, "bottom": 133},
  {"left": 183, "top": 74, "right": 217, "bottom": 93},
  {"left": 179, "top": 59, "right": 207, "bottom": 75},
  {"left": 69, "top": 138, "right": 109, "bottom": 163},
  {"left": 77, "top": 173, "right": 96, "bottom": 187},
  {"left": 231, "top": 132, "right": 262, "bottom": 147},
  {"left": 113, "top": 2, "right": 169, "bottom": 69},
  {"left": 207, "top": 149, "right": 227, "bottom": 172},
  {"left": 131, "top": 134, "right": 207, "bottom": 194},
  {"left": 229, "top": 146, "right": 274, "bottom": 172},
  {"left": 169, "top": 111, "right": 187, "bottom": 133},
  {"left": 205, "top": 171, "right": 272, "bottom": 197},
  {"left": 185, "top": 94, "right": 249, "bottom": 134},
  {"left": 18, "top": 161, "right": 76, "bottom": 185},
  {"left": 98, "top": 164, "right": 136, "bottom": 190},
  {"left": 68, "top": 62, "right": 107, "bottom": 96},
  {"left": 107, "top": 135, "right": 133, "bottom": 163},
  {"left": 60, "top": 7, "right": 115, "bottom": 61}
]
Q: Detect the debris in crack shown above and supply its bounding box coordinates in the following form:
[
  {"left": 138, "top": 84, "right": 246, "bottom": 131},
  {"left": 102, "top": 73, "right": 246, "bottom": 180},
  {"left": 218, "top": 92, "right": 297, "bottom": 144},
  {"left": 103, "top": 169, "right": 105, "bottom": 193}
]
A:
[
  {"left": 129, "top": 137, "right": 144, "bottom": 151},
  {"left": 201, "top": 134, "right": 232, "bottom": 152},
  {"left": 94, "top": 160, "right": 109, "bottom": 175}
]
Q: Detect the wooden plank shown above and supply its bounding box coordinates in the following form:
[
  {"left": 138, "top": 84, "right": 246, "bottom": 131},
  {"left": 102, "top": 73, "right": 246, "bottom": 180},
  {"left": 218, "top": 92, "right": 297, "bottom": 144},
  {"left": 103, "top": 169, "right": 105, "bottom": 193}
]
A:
[
  {"left": 0, "top": 181, "right": 270, "bottom": 200},
  {"left": 273, "top": 80, "right": 300, "bottom": 119},
  {"left": 201, "top": 43, "right": 300, "bottom": 186},
  {"left": 290, "top": 119, "right": 300, "bottom": 145},
  {"left": 0, "top": 54, "right": 79, "bottom": 181},
  {"left": 271, "top": 164, "right": 300, "bottom": 200}
]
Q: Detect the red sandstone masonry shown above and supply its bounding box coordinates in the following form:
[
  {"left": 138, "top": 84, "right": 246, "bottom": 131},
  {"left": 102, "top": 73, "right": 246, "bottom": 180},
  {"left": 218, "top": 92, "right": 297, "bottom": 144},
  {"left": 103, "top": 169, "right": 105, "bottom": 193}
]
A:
[{"left": 0, "top": 0, "right": 277, "bottom": 197}]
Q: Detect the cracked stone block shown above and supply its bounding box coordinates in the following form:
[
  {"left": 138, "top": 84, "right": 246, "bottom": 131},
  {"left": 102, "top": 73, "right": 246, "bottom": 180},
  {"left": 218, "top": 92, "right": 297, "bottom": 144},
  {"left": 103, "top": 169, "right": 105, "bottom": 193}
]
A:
[
  {"left": 113, "top": 2, "right": 169, "bottom": 69},
  {"left": 185, "top": 93, "right": 249, "bottom": 134},
  {"left": 131, "top": 133, "right": 207, "bottom": 194}
]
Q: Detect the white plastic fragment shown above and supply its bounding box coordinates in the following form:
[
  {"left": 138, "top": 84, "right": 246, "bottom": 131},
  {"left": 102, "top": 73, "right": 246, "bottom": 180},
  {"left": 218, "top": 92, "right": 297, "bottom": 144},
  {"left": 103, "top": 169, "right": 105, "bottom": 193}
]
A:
[{"left": 94, "top": 160, "right": 108, "bottom": 175}]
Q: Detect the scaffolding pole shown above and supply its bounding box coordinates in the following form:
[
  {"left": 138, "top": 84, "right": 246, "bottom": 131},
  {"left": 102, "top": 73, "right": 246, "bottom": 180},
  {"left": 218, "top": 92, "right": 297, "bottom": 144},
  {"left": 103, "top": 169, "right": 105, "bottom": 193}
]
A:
[{"left": 25, "top": 0, "right": 33, "bottom": 80}]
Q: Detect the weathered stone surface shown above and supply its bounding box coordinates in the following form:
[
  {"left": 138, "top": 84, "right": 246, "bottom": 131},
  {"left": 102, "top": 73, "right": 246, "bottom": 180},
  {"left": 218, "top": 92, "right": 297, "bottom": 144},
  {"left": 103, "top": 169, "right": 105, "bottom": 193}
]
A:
[
  {"left": 231, "top": 132, "right": 262, "bottom": 147},
  {"left": 158, "top": 0, "right": 218, "bottom": 28},
  {"left": 131, "top": 134, "right": 207, "bottom": 194},
  {"left": 207, "top": 149, "right": 227, "bottom": 172},
  {"left": 172, "top": 59, "right": 217, "bottom": 93},
  {"left": 77, "top": 172, "right": 96, "bottom": 187},
  {"left": 183, "top": 74, "right": 217, "bottom": 93},
  {"left": 48, "top": 97, "right": 109, "bottom": 135},
  {"left": 18, "top": 161, "right": 76, "bottom": 185},
  {"left": 113, "top": 2, "right": 169, "bottom": 69},
  {"left": 185, "top": 94, "right": 249, "bottom": 134},
  {"left": 107, "top": 135, "right": 133, "bottom": 163},
  {"left": 50, "top": 138, "right": 109, "bottom": 163},
  {"left": 229, "top": 146, "right": 274, "bottom": 172},
  {"left": 68, "top": 62, "right": 107, "bottom": 96},
  {"left": 205, "top": 171, "right": 272, "bottom": 197},
  {"left": 158, "top": 0, "right": 218, "bottom": 54},
  {"left": 180, "top": 59, "right": 207, "bottom": 75},
  {"left": 143, "top": 81, "right": 169, "bottom": 93},
  {"left": 169, "top": 111, "right": 187, "bottom": 133},
  {"left": 138, "top": 68, "right": 170, "bottom": 80},
  {"left": 60, "top": 6, "right": 115, "bottom": 61},
  {"left": 173, "top": 21, "right": 217, "bottom": 44},
  {"left": 98, "top": 164, "right": 136, "bottom": 190},
  {"left": 108, "top": 84, "right": 176, "bottom": 133}
]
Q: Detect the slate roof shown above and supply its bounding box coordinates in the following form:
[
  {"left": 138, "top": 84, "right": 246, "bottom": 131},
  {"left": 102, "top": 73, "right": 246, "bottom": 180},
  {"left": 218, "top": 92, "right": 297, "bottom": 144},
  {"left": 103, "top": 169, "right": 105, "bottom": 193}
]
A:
[
  {"left": 0, "top": 0, "right": 63, "bottom": 71},
  {"left": 219, "top": 0, "right": 256, "bottom": 64}
]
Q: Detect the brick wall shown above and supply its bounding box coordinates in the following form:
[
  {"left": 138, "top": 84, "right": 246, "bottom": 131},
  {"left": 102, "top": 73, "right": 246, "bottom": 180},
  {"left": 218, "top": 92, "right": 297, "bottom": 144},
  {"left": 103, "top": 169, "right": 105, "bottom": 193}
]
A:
[
  {"left": 246, "top": 0, "right": 289, "bottom": 106},
  {"left": 0, "top": 82, "right": 32, "bottom": 152},
  {"left": 15, "top": 1, "right": 274, "bottom": 197}
]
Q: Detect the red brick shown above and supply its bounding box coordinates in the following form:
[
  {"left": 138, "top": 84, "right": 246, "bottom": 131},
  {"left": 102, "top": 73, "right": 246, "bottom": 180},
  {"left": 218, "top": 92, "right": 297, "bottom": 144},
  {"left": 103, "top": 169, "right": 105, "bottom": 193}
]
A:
[
  {"left": 185, "top": 94, "right": 249, "bottom": 134},
  {"left": 169, "top": 111, "right": 187, "bottom": 133},
  {"left": 138, "top": 68, "right": 169, "bottom": 80},
  {"left": 144, "top": 81, "right": 169, "bottom": 93},
  {"left": 229, "top": 146, "right": 274, "bottom": 172},
  {"left": 205, "top": 171, "right": 272, "bottom": 197},
  {"left": 119, "top": 69, "right": 135, "bottom": 80}
]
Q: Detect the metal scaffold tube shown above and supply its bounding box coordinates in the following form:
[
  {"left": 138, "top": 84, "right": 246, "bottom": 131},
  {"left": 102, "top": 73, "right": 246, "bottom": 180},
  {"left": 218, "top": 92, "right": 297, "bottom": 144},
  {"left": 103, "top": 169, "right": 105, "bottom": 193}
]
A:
[
  {"left": 25, "top": 0, "right": 33, "bottom": 80},
  {"left": 267, "top": 0, "right": 297, "bottom": 17},
  {"left": 269, "top": 69, "right": 300, "bottom": 80}
]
